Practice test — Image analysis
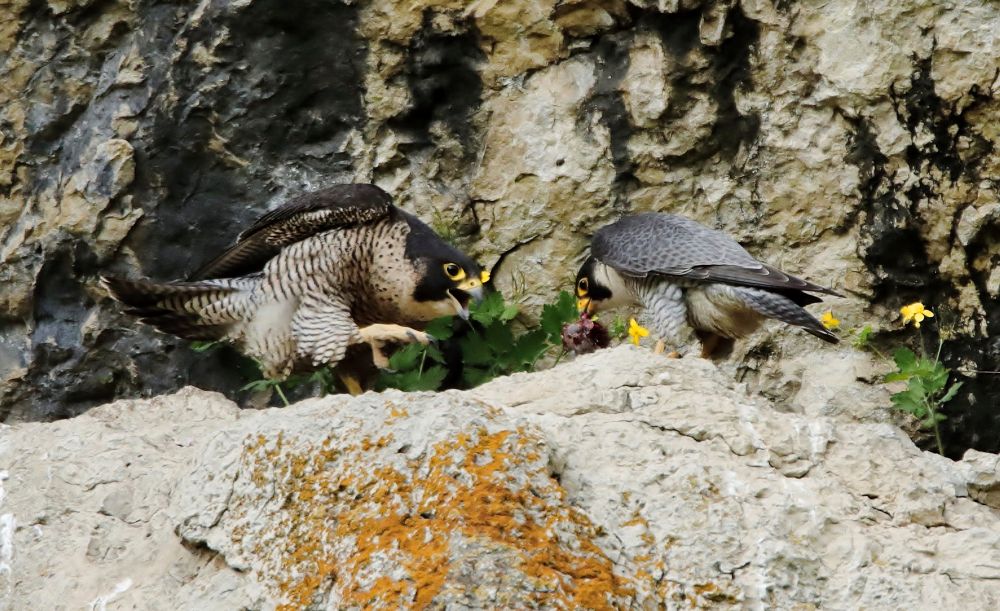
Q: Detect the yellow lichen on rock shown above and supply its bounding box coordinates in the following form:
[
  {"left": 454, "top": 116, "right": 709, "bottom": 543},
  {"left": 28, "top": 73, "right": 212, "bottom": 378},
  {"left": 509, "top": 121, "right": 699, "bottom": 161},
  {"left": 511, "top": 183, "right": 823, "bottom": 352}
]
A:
[{"left": 227, "top": 408, "right": 636, "bottom": 609}]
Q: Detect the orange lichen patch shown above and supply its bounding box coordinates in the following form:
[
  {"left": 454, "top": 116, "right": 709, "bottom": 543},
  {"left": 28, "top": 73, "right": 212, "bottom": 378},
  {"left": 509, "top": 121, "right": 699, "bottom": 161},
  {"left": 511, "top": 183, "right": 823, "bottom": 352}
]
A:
[
  {"left": 336, "top": 426, "right": 634, "bottom": 608},
  {"left": 386, "top": 402, "right": 409, "bottom": 422},
  {"left": 228, "top": 416, "right": 638, "bottom": 609}
]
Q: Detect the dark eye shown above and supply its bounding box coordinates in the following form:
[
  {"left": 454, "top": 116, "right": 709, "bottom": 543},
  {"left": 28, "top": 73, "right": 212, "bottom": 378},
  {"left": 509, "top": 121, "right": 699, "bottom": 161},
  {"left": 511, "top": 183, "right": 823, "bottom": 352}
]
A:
[
  {"left": 443, "top": 263, "right": 465, "bottom": 280},
  {"left": 577, "top": 278, "right": 589, "bottom": 295}
]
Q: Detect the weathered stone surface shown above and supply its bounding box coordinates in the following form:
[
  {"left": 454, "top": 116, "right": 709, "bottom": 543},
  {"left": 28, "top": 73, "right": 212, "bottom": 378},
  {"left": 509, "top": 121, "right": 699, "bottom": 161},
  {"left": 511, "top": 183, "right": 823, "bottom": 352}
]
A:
[
  {"left": 3, "top": 347, "right": 1000, "bottom": 608},
  {"left": 2, "top": 0, "right": 999, "bottom": 457}
]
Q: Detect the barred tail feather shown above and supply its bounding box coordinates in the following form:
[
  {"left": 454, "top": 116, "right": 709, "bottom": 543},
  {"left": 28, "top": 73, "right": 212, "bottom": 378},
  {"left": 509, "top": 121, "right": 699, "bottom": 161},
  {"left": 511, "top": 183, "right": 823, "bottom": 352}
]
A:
[
  {"left": 101, "top": 275, "right": 255, "bottom": 341},
  {"left": 734, "top": 286, "right": 839, "bottom": 344}
]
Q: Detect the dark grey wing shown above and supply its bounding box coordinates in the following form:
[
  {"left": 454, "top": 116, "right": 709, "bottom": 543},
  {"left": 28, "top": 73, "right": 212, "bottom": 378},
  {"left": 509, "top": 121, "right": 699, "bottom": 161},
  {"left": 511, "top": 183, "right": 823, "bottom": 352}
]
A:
[
  {"left": 592, "top": 213, "right": 841, "bottom": 297},
  {"left": 191, "top": 184, "right": 393, "bottom": 280},
  {"left": 682, "top": 264, "right": 843, "bottom": 299}
]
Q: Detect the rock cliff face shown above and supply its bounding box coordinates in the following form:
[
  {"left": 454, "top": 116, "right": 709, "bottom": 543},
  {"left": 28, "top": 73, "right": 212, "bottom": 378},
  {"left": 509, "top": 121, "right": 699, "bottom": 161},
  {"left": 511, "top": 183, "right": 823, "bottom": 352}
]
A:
[
  {"left": 2, "top": 347, "right": 1000, "bottom": 609},
  {"left": 2, "top": 0, "right": 999, "bottom": 454}
]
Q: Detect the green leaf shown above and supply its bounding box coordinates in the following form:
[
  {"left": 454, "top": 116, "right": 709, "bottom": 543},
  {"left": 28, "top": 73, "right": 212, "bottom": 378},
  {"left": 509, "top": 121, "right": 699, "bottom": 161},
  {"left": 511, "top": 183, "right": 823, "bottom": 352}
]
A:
[
  {"left": 484, "top": 321, "right": 515, "bottom": 354},
  {"left": 424, "top": 344, "right": 446, "bottom": 364},
  {"left": 382, "top": 369, "right": 422, "bottom": 391},
  {"left": 920, "top": 411, "right": 947, "bottom": 428},
  {"left": 242, "top": 378, "right": 278, "bottom": 392},
  {"left": 923, "top": 366, "right": 949, "bottom": 394},
  {"left": 939, "top": 380, "right": 963, "bottom": 405},
  {"left": 387, "top": 343, "right": 424, "bottom": 371},
  {"left": 424, "top": 316, "right": 455, "bottom": 341},
  {"left": 308, "top": 368, "right": 337, "bottom": 395},
  {"left": 462, "top": 366, "right": 493, "bottom": 388},
  {"left": 907, "top": 376, "right": 927, "bottom": 400},
  {"left": 609, "top": 316, "right": 628, "bottom": 340},
  {"left": 892, "top": 348, "right": 918, "bottom": 374},
  {"left": 506, "top": 329, "right": 550, "bottom": 370},
  {"left": 500, "top": 304, "right": 520, "bottom": 322},
  {"left": 190, "top": 340, "right": 222, "bottom": 353},
  {"left": 541, "top": 291, "right": 578, "bottom": 342},
  {"left": 852, "top": 325, "right": 873, "bottom": 349},
  {"left": 471, "top": 291, "right": 506, "bottom": 325},
  {"left": 459, "top": 335, "right": 495, "bottom": 366},
  {"left": 884, "top": 372, "right": 911, "bottom": 383},
  {"left": 405, "top": 365, "right": 448, "bottom": 392}
]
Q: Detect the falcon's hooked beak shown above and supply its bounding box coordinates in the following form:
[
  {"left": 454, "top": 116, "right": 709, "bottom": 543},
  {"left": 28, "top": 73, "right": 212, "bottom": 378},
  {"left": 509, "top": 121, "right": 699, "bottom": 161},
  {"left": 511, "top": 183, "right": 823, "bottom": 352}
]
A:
[
  {"left": 577, "top": 297, "right": 595, "bottom": 315},
  {"left": 448, "top": 274, "right": 486, "bottom": 320}
]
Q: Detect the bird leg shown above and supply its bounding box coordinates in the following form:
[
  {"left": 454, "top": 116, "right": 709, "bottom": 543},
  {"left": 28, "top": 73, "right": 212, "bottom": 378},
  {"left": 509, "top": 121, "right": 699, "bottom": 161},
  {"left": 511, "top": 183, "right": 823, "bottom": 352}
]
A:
[
  {"left": 338, "top": 372, "right": 364, "bottom": 396},
  {"left": 653, "top": 340, "right": 682, "bottom": 359},
  {"left": 699, "top": 332, "right": 724, "bottom": 359},
  {"left": 357, "top": 324, "right": 432, "bottom": 369}
]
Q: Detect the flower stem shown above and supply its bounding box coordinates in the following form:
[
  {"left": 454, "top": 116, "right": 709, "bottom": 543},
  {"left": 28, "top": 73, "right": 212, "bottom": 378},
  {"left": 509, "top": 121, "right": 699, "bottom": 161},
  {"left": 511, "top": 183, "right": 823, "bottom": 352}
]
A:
[
  {"left": 274, "top": 383, "right": 290, "bottom": 407},
  {"left": 925, "top": 398, "right": 945, "bottom": 455}
]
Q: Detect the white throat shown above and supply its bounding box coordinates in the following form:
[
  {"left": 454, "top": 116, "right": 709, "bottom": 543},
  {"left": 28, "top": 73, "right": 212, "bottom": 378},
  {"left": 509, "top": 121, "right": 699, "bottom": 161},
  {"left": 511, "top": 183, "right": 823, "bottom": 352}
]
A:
[{"left": 594, "top": 262, "right": 640, "bottom": 310}]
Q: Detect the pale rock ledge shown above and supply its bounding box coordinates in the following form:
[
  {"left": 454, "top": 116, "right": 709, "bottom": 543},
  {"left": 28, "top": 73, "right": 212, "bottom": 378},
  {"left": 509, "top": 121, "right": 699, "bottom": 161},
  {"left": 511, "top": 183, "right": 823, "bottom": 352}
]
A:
[{"left": 2, "top": 346, "right": 999, "bottom": 609}]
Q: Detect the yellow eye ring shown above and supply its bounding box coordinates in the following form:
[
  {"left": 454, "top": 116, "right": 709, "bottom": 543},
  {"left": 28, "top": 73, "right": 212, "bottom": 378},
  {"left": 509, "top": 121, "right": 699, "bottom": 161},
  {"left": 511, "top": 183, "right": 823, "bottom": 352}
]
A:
[
  {"left": 576, "top": 277, "right": 589, "bottom": 297},
  {"left": 443, "top": 263, "right": 466, "bottom": 281}
]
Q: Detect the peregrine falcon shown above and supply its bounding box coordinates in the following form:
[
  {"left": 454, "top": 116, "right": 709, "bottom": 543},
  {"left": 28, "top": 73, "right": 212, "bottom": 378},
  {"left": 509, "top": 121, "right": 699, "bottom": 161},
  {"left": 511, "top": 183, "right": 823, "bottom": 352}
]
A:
[
  {"left": 102, "top": 184, "right": 484, "bottom": 381},
  {"left": 574, "top": 213, "right": 841, "bottom": 357}
]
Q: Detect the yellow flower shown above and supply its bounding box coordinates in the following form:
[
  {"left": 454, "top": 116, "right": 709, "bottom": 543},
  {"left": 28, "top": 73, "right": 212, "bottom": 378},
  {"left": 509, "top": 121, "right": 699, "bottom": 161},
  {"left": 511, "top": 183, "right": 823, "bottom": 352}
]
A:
[
  {"left": 820, "top": 311, "right": 840, "bottom": 330},
  {"left": 900, "top": 302, "right": 934, "bottom": 328},
  {"left": 628, "top": 318, "right": 650, "bottom": 346},
  {"left": 480, "top": 269, "right": 491, "bottom": 284}
]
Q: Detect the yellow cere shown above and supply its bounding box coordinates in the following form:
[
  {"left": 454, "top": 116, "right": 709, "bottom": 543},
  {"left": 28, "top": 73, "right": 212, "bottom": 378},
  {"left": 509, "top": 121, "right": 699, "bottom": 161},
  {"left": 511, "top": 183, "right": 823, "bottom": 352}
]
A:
[
  {"left": 577, "top": 298, "right": 590, "bottom": 313},
  {"left": 480, "top": 269, "right": 491, "bottom": 284},
  {"left": 627, "top": 318, "right": 649, "bottom": 346},
  {"left": 820, "top": 311, "right": 840, "bottom": 330},
  {"left": 900, "top": 302, "right": 934, "bottom": 328}
]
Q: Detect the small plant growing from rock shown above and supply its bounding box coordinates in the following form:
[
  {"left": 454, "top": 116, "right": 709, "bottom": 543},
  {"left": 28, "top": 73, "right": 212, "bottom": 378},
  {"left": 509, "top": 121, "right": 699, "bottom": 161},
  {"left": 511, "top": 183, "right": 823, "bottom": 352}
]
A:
[
  {"left": 377, "top": 290, "right": 580, "bottom": 392},
  {"left": 825, "top": 302, "right": 962, "bottom": 455}
]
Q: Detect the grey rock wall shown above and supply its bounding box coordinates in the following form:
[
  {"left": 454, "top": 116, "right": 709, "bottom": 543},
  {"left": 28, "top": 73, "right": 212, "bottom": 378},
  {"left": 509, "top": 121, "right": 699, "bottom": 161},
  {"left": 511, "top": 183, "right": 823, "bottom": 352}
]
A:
[
  {"left": 2, "top": 347, "right": 1000, "bottom": 608},
  {"left": 1, "top": 0, "right": 998, "bottom": 455}
]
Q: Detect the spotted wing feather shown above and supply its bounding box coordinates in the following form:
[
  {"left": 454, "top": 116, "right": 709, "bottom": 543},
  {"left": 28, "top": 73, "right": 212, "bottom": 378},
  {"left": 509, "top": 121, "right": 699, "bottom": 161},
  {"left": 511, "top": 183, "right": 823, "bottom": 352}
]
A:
[
  {"left": 191, "top": 184, "right": 393, "bottom": 280},
  {"left": 592, "top": 213, "right": 841, "bottom": 297}
]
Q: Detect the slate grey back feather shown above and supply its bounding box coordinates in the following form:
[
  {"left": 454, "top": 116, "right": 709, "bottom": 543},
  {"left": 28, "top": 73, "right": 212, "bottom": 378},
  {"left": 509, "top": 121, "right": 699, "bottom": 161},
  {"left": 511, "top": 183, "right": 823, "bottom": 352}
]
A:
[{"left": 592, "top": 213, "right": 842, "bottom": 297}]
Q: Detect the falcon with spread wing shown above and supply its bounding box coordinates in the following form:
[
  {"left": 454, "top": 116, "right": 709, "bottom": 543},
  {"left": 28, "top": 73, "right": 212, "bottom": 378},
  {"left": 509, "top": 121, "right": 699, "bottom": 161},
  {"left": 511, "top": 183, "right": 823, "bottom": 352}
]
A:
[
  {"left": 574, "top": 213, "right": 840, "bottom": 357},
  {"left": 102, "top": 184, "right": 484, "bottom": 381}
]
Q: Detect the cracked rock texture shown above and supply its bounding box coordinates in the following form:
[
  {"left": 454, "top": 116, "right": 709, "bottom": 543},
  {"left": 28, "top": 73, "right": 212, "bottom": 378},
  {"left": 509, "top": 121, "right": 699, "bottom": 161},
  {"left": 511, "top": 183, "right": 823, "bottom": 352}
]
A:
[
  {"left": 2, "top": 0, "right": 999, "bottom": 456},
  {"left": 3, "top": 346, "right": 1000, "bottom": 609}
]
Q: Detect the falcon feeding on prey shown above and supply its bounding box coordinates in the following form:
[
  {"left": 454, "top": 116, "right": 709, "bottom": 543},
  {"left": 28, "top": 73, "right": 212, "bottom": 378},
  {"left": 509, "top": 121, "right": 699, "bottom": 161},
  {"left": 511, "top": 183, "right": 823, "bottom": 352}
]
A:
[
  {"left": 103, "top": 184, "right": 484, "bottom": 383},
  {"left": 575, "top": 213, "right": 841, "bottom": 357}
]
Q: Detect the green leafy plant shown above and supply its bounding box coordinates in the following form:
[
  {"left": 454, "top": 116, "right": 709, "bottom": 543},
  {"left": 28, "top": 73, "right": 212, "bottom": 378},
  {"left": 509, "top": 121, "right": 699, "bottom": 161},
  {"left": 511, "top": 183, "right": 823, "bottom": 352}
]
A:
[
  {"left": 377, "top": 317, "right": 454, "bottom": 392},
  {"left": 835, "top": 302, "right": 962, "bottom": 455},
  {"left": 606, "top": 315, "right": 629, "bottom": 341},
  {"left": 202, "top": 290, "right": 581, "bottom": 401},
  {"left": 884, "top": 344, "right": 962, "bottom": 456},
  {"left": 852, "top": 325, "right": 873, "bottom": 350},
  {"left": 241, "top": 368, "right": 338, "bottom": 406},
  {"left": 190, "top": 339, "right": 222, "bottom": 353},
  {"left": 377, "top": 290, "right": 579, "bottom": 392}
]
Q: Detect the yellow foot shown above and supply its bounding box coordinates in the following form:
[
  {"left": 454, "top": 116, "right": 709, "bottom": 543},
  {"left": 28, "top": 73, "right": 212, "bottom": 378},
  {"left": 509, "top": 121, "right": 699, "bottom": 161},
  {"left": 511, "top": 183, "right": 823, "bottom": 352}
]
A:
[
  {"left": 338, "top": 372, "right": 364, "bottom": 396},
  {"left": 653, "top": 341, "right": 680, "bottom": 358},
  {"left": 358, "top": 324, "right": 431, "bottom": 368}
]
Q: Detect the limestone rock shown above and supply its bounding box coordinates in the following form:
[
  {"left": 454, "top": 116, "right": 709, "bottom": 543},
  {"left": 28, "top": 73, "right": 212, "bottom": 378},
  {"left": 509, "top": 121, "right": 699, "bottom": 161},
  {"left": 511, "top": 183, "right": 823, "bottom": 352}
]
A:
[{"left": 3, "top": 347, "right": 1000, "bottom": 608}]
